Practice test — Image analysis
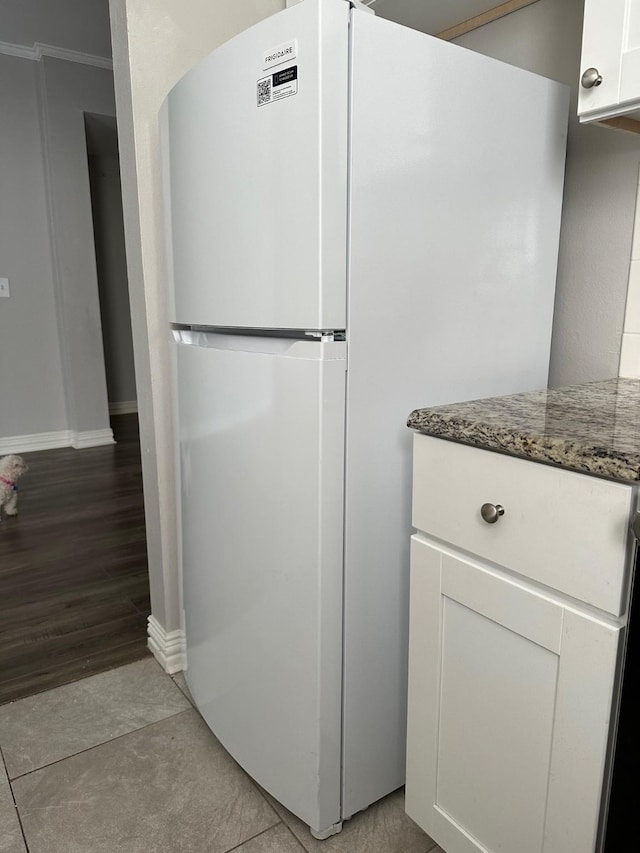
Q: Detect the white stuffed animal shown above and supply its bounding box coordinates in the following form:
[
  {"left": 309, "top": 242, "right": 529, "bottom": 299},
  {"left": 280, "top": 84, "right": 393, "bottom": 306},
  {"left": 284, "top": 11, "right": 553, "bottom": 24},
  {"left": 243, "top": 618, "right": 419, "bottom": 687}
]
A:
[{"left": 0, "top": 455, "right": 28, "bottom": 521}]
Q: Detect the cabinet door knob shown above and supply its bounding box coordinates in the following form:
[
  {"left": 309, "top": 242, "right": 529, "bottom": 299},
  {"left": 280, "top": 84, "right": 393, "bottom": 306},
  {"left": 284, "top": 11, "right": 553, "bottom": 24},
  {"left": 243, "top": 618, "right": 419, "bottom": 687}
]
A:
[
  {"left": 481, "top": 503, "right": 505, "bottom": 524},
  {"left": 581, "top": 67, "right": 603, "bottom": 89},
  {"left": 631, "top": 511, "right": 640, "bottom": 542}
]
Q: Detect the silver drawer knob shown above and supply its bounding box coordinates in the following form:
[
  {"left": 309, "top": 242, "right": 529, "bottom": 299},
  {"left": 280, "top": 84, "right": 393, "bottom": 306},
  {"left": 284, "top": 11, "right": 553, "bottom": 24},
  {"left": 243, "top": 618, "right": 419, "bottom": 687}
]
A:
[
  {"left": 481, "top": 503, "right": 505, "bottom": 524},
  {"left": 581, "top": 67, "right": 603, "bottom": 88}
]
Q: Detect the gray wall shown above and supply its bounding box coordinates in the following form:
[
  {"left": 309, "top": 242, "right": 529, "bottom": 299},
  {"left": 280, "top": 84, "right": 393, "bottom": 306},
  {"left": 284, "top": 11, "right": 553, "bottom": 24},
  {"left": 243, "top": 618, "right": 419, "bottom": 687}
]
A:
[
  {"left": 0, "top": 0, "right": 112, "bottom": 58},
  {"left": 0, "top": 47, "right": 118, "bottom": 443},
  {"left": 0, "top": 54, "right": 67, "bottom": 438},
  {"left": 453, "top": 0, "right": 640, "bottom": 387},
  {"left": 39, "top": 56, "right": 115, "bottom": 435},
  {"left": 88, "top": 152, "right": 137, "bottom": 406}
]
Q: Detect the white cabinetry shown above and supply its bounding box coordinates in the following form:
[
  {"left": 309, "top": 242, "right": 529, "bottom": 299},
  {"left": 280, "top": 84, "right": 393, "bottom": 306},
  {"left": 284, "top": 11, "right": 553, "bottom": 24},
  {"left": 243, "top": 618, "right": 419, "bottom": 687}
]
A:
[
  {"left": 578, "top": 0, "right": 640, "bottom": 122},
  {"left": 406, "top": 434, "right": 636, "bottom": 853}
]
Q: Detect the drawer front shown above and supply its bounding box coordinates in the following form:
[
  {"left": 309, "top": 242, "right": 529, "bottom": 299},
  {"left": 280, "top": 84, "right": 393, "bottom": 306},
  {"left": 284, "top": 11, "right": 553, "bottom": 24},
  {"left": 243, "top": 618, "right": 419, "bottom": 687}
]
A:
[{"left": 412, "top": 434, "right": 634, "bottom": 615}]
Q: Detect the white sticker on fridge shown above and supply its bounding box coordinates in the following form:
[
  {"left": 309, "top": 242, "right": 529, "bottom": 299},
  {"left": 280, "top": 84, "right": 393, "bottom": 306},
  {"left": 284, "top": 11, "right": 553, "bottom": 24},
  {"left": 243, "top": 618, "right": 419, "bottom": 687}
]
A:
[
  {"left": 263, "top": 39, "right": 297, "bottom": 70},
  {"left": 257, "top": 66, "right": 298, "bottom": 107}
]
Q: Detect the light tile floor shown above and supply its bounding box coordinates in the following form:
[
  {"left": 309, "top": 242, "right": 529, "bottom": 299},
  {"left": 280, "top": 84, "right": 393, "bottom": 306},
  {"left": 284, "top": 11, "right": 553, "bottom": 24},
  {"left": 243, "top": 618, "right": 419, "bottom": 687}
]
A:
[{"left": 0, "top": 657, "right": 441, "bottom": 853}]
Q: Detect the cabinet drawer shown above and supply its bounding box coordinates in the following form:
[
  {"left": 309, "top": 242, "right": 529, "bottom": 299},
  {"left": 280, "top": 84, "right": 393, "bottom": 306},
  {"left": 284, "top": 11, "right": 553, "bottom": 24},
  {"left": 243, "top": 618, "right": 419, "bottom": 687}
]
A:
[{"left": 412, "top": 434, "right": 634, "bottom": 615}]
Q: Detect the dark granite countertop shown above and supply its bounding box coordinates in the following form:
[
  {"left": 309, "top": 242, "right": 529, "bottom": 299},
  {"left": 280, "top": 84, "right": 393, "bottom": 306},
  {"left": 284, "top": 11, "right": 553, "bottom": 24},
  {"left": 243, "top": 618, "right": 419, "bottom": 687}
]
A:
[{"left": 407, "top": 378, "right": 640, "bottom": 483}]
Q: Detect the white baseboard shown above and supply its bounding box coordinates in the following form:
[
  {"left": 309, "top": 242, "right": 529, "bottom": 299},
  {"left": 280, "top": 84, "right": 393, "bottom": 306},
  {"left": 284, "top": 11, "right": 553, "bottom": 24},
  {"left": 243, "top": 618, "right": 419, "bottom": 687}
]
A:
[
  {"left": 71, "top": 428, "right": 115, "bottom": 449},
  {"left": 109, "top": 400, "right": 138, "bottom": 416},
  {"left": 147, "top": 615, "right": 186, "bottom": 674},
  {"left": 0, "top": 430, "right": 74, "bottom": 454},
  {"left": 0, "top": 427, "right": 115, "bottom": 454}
]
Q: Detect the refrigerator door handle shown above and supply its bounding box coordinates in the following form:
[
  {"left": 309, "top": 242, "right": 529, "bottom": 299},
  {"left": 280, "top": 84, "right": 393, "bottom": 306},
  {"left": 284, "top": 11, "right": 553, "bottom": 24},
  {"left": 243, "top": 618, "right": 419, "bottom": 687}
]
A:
[
  {"left": 172, "top": 328, "right": 347, "bottom": 361},
  {"left": 171, "top": 323, "right": 345, "bottom": 342}
]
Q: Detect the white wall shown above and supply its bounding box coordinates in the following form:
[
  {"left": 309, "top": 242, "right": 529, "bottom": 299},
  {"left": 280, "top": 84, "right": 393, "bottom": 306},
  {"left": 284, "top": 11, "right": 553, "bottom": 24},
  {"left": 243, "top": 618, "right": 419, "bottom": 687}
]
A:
[
  {"left": 0, "top": 54, "right": 67, "bottom": 439},
  {"left": 39, "top": 56, "right": 115, "bottom": 438},
  {"left": 453, "top": 0, "right": 640, "bottom": 387},
  {"left": 109, "top": 0, "right": 286, "bottom": 639}
]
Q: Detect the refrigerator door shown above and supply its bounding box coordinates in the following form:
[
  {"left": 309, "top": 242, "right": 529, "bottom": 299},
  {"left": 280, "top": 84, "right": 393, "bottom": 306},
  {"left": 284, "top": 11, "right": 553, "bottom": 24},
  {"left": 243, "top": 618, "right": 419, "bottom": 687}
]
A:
[
  {"left": 165, "top": 0, "right": 348, "bottom": 330},
  {"left": 341, "top": 10, "right": 568, "bottom": 819},
  {"left": 175, "top": 330, "right": 346, "bottom": 834}
]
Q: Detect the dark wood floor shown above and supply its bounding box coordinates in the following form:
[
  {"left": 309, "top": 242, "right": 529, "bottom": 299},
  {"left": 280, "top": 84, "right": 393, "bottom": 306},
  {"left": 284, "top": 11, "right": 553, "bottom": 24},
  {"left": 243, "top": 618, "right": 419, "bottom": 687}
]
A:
[{"left": 0, "top": 414, "right": 151, "bottom": 705}]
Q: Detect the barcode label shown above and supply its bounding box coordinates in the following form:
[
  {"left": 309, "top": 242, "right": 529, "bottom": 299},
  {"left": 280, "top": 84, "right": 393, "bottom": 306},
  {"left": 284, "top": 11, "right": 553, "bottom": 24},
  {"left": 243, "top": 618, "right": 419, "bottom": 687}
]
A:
[
  {"left": 257, "top": 66, "right": 298, "bottom": 107},
  {"left": 257, "top": 78, "right": 272, "bottom": 106}
]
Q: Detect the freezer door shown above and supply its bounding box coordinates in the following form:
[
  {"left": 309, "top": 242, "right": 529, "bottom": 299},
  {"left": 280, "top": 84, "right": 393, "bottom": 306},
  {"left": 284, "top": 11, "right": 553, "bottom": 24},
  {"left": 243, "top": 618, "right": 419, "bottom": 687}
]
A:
[
  {"left": 175, "top": 331, "right": 346, "bottom": 834},
  {"left": 165, "top": 0, "right": 348, "bottom": 330}
]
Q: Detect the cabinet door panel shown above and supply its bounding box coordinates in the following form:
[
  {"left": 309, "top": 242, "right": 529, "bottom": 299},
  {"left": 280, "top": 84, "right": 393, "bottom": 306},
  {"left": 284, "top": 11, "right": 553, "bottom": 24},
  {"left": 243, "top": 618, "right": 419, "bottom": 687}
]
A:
[
  {"left": 438, "top": 598, "right": 558, "bottom": 853},
  {"left": 620, "top": 2, "right": 640, "bottom": 105},
  {"left": 579, "top": 0, "right": 640, "bottom": 120},
  {"left": 406, "top": 536, "right": 622, "bottom": 853},
  {"left": 578, "top": 0, "right": 625, "bottom": 118}
]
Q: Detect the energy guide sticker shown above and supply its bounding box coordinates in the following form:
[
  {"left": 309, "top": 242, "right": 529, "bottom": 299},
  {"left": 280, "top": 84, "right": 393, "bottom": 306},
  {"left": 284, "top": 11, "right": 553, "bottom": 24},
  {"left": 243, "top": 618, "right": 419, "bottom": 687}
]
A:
[{"left": 257, "top": 66, "right": 298, "bottom": 107}]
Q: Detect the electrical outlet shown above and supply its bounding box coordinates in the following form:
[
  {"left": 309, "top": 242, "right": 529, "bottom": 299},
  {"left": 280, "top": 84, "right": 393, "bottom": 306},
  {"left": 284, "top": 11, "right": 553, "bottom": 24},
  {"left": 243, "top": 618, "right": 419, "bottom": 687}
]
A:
[{"left": 0, "top": 278, "right": 9, "bottom": 298}]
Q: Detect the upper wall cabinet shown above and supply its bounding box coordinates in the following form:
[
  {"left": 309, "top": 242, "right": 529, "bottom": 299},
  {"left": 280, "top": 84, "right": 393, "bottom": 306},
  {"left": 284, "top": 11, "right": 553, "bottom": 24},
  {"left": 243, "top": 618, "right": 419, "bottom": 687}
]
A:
[{"left": 578, "top": 0, "right": 640, "bottom": 122}]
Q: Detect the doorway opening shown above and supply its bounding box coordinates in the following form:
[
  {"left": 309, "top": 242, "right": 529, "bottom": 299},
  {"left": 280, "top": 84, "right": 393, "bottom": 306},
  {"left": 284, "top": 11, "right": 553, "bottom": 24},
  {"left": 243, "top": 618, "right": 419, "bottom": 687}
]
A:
[{"left": 84, "top": 112, "right": 137, "bottom": 418}]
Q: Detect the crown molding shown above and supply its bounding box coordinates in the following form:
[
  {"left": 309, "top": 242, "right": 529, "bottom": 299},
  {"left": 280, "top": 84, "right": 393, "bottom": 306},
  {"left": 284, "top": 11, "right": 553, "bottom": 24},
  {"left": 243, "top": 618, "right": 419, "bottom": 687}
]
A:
[
  {"left": 0, "top": 40, "right": 34, "bottom": 60},
  {"left": 0, "top": 39, "right": 112, "bottom": 69},
  {"left": 35, "top": 42, "right": 113, "bottom": 69}
]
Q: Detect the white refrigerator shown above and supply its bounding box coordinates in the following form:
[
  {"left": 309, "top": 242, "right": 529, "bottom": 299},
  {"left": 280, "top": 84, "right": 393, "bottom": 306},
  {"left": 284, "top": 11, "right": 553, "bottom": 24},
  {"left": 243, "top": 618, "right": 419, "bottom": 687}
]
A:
[{"left": 164, "top": 0, "right": 568, "bottom": 839}]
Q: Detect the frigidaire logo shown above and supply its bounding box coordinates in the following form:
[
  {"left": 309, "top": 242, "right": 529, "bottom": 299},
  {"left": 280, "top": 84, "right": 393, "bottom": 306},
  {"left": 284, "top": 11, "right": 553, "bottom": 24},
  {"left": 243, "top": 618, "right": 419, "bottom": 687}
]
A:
[
  {"left": 265, "top": 46, "right": 293, "bottom": 63},
  {"left": 263, "top": 40, "right": 297, "bottom": 69}
]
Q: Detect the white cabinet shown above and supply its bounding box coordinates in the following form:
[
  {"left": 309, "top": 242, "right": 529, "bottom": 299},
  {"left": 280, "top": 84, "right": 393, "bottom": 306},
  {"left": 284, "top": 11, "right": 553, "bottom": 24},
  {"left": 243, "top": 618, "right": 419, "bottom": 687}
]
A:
[
  {"left": 578, "top": 0, "right": 640, "bottom": 122},
  {"left": 406, "top": 537, "right": 621, "bottom": 853},
  {"left": 406, "top": 434, "right": 636, "bottom": 853}
]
